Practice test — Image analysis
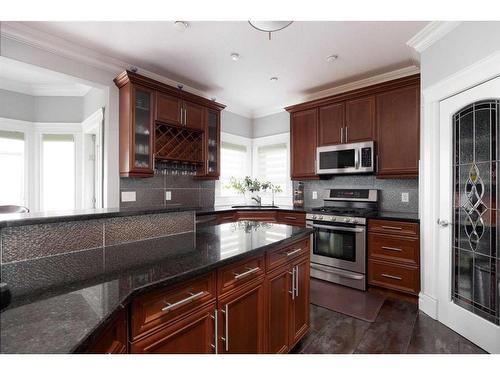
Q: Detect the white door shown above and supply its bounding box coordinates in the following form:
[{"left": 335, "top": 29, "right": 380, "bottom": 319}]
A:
[{"left": 438, "top": 76, "right": 500, "bottom": 353}]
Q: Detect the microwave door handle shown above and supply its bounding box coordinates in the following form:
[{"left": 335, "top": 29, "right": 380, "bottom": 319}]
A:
[
  {"left": 312, "top": 224, "right": 364, "bottom": 232},
  {"left": 355, "top": 148, "right": 360, "bottom": 169}
]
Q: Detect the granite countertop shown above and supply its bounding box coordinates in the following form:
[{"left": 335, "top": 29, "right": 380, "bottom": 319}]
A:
[
  {"left": 0, "top": 206, "right": 201, "bottom": 228},
  {"left": 0, "top": 221, "right": 312, "bottom": 353}
]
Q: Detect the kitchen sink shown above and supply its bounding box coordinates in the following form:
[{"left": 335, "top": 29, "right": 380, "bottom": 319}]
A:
[{"left": 231, "top": 205, "right": 279, "bottom": 208}]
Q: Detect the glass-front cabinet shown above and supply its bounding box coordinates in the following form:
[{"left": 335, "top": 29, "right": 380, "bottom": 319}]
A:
[
  {"left": 132, "top": 86, "right": 154, "bottom": 174},
  {"left": 197, "top": 108, "right": 220, "bottom": 178}
]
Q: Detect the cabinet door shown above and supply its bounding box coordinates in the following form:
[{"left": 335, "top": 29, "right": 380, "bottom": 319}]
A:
[
  {"left": 184, "top": 101, "right": 204, "bottom": 130},
  {"left": 218, "top": 279, "right": 266, "bottom": 353},
  {"left": 290, "top": 109, "right": 318, "bottom": 179},
  {"left": 267, "top": 266, "right": 292, "bottom": 353},
  {"left": 131, "top": 85, "right": 155, "bottom": 175},
  {"left": 376, "top": 84, "right": 420, "bottom": 178},
  {"left": 156, "top": 92, "right": 182, "bottom": 126},
  {"left": 85, "top": 309, "right": 127, "bottom": 354},
  {"left": 290, "top": 257, "right": 310, "bottom": 346},
  {"left": 131, "top": 304, "right": 216, "bottom": 354},
  {"left": 205, "top": 109, "right": 220, "bottom": 177},
  {"left": 318, "top": 102, "right": 344, "bottom": 146},
  {"left": 345, "top": 96, "right": 375, "bottom": 143}
]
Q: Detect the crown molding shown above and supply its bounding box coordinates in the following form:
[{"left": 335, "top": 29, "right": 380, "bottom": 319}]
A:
[
  {"left": 252, "top": 65, "right": 420, "bottom": 119},
  {"left": 407, "top": 21, "right": 462, "bottom": 53},
  {"left": 1, "top": 22, "right": 252, "bottom": 118},
  {"left": 0, "top": 77, "right": 91, "bottom": 97}
]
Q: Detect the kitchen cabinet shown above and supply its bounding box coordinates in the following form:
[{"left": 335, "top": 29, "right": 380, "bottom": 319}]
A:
[
  {"left": 85, "top": 308, "right": 128, "bottom": 354},
  {"left": 217, "top": 278, "right": 266, "bottom": 353},
  {"left": 376, "top": 84, "right": 420, "bottom": 178},
  {"left": 345, "top": 96, "right": 375, "bottom": 143},
  {"left": 318, "top": 102, "right": 344, "bottom": 146},
  {"left": 235, "top": 210, "right": 277, "bottom": 222},
  {"left": 367, "top": 219, "right": 420, "bottom": 295},
  {"left": 276, "top": 211, "right": 306, "bottom": 226},
  {"left": 289, "top": 256, "right": 310, "bottom": 346},
  {"left": 114, "top": 70, "right": 225, "bottom": 179},
  {"left": 290, "top": 109, "right": 319, "bottom": 180}
]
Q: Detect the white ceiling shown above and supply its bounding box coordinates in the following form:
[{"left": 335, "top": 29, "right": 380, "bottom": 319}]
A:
[
  {"left": 0, "top": 57, "right": 92, "bottom": 97},
  {"left": 22, "top": 21, "right": 427, "bottom": 116}
]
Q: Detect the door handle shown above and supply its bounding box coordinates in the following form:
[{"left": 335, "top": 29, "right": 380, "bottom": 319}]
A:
[
  {"left": 221, "top": 304, "right": 229, "bottom": 352},
  {"left": 295, "top": 266, "right": 299, "bottom": 297},
  {"left": 437, "top": 219, "right": 450, "bottom": 227},
  {"left": 288, "top": 269, "right": 295, "bottom": 300},
  {"left": 345, "top": 126, "right": 348, "bottom": 142},
  {"left": 211, "top": 309, "right": 218, "bottom": 354}
]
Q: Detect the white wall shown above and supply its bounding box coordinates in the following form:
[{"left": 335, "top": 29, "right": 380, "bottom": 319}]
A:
[
  {"left": 221, "top": 110, "right": 253, "bottom": 138},
  {"left": 0, "top": 89, "right": 35, "bottom": 122},
  {"left": 83, "top": 87, "right": 106, "bottom": 120},
  {"left": 252, "top": 111, "right": 289, "bottom": 138},
  {"left": 421, "top": 21, "right": 500, "bottom": 89}
]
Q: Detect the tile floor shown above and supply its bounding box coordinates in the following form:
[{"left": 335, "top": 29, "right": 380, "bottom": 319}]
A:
[{"left": 292, "top": 295, "right": 487, "bottom": 354}]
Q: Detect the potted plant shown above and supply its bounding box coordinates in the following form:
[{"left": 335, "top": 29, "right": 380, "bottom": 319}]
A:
[{"left": 227, "top": 176, "right": 283, "bottom": 206}]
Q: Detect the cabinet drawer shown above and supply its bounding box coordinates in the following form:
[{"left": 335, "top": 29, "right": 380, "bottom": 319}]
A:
[
  {"left": 368, "top": 233, "right": 419, "bottom": 265},
  {"left": 276, "top": 212, "right": 306, "bottom": 226},
  {"left": 131, "top": 272, "right": 216, "bottom": 339},
  {"left": 368, "top": 259, "right": 420, "bottom": 295},
  {"left": 267, "top": 238, "right": 309, "bottom": 271},
  {"left": 217, "top": 255, "right": 265, "bottom": 296},
  {"left": 368, "top": 219, "right": 419, "bottom": 236},
  {"left": 216, "top": 212, "right": 236, "bottom": 224},
  {"left": 235, "top": 211, "right": 277, "bottom": 222}
]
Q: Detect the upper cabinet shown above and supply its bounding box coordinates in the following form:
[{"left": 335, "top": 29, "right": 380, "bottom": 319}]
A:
[
  {"left": 290, "top": 109, "right": 319, "bottom": 180},
  {"left": 376, "top": 84, "right": 420, "bottom": 178},
  {"left": 114, "top": 71, "right": 225, "bottom": 178},
  {"left": 286, "top": 75, "right": 420, "bottom": 180}
]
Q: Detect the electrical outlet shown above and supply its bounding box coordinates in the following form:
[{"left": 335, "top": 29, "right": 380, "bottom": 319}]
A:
[
  {"left": 121, "top": 191, "right": 136, "bottom": 202},
  {"left": 165, "top": 191, "right": 172, "bottom": 201},
  {"left": 312, "top": 191, "right": 318, "bottom": 200},
  {"left": 401, "top": 192, "right": 409, "bottom": 203}
]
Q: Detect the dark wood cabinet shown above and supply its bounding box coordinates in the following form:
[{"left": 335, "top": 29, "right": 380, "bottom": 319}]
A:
[
  {"left": 267, "top": 266, "right": 291, "bottom": 353},
  {"left": 289, "top": 256, "right": 310, "bottom": 346},
  {"left": 290, "top": 109, "right": 319, "bottom": 180},
  {"left": 85, "top": 308, "right": 128, "bottom": 354},
  {"left": 376, "top": 84, "right": 420, "bottom": 178},
  {"left": 131, "top": 304, "right": 216, "bottom": 354},
  {"left": 318, "top": 102, "right": 344, "bottom": 146},
  {"left": 217, "top": 278, "right": 266, "bottom": 354},
  {"left": 115, "top": 71, "right": 225, "bottom": 179},
  {"left": 345, "top": 96, "right": 375, "bottom": 143}
]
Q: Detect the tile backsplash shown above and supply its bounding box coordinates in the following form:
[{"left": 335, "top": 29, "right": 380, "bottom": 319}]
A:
[
  {"left": 120, "top": 174, "right": 215, "bottom": 209},
  {"left": 295, "top": 175, "right": 419, "bottom": 213}
]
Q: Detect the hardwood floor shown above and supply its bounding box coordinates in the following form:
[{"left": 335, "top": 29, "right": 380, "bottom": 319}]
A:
[{"left": 291, "top": 296, "right": 487, "bottom": 354}]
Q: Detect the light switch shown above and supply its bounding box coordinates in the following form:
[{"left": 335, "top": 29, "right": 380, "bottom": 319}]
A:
[
  {"left": 165, "top": 191, "right": 172, "bottom": 201},
  {"left": 402, "top": 192, "right": 409, "bottom": 203},
  {"left": 121, "top": 191, "right": 136, "bottom": 202},
  {"left": 312, "top": 191, "right": 318, "bottom": 200}
]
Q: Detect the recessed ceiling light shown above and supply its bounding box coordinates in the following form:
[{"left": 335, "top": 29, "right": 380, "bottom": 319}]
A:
[
  {"left": 270, "top": 77, "right": 278, "bottom": 82},
  {"left": 230, "top": 53, "right": 240, "bottom": 61},
  {"left": 174, "top": 21, "right": 189, "bottom": 31},
  {"left": 326, "top": 54, "right": 338, "bottom": 62}
]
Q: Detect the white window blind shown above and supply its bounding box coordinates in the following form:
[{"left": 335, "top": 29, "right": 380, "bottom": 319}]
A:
[
  {"left": 255, "top": 143, "right": 288, "bottom": 194},
  {"left": 219, "top": 141, "right": 248, "bottom": 196}
]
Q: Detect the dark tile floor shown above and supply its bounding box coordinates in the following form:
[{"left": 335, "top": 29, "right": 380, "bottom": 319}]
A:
[{"left": 292, "top": 296, "right": 487, "bottom": 354}]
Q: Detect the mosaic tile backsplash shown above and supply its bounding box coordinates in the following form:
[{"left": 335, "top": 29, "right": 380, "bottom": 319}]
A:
[
  {"left": 0, "top": 211, "right": 195, "bottom": 264},
  {"left": 294, "top": 175, "right": 419, "bottom": 213}
]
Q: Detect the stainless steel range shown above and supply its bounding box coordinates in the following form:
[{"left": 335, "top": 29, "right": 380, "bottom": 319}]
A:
[{"left": 306, "top": 188, "right": 378, "bottom": 291}]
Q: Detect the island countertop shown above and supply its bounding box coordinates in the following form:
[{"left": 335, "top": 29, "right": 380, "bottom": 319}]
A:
[{"left": 0, "top": 221, "right": 312, "bottom": 354}]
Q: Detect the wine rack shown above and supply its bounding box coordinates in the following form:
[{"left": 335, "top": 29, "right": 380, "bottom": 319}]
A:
[{"left": 154, "top": 122, "right": 203, "bottom": 164}]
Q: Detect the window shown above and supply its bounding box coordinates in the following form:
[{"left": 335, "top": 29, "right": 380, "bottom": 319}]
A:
[
  {"left": 41, "top": 134, "right": 76, "bottom": 211},
  {"left": 219, "top": 141, "right": 249, "bottom": 197},
  {"left": 255, "top": 142, "right": 288, "bottom": 194},
  {"left": 0, "top": 131, "right": 25, "bottom": 206}
]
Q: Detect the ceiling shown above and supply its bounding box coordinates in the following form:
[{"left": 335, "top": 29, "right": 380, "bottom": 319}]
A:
[
  {"left": 21, "top": 21, "right": 428, "bottom": 116},
  {"left": 0, "top": 57, "right": 92, "bottom": 97}
]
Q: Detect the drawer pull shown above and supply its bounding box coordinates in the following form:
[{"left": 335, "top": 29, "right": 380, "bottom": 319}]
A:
[
  {"left": 381, "top": 273, "right": 403, "bottom": 281},
  {"left": 381, "top": 246, "right": 403, "bottom": 252},
  {"left": 285, "top": 248, "right": 302, "bottom": 257},
  {"left": 161, "top": 291, "right": 204, "bottom": 312},
  {"left": 381, "top": 225, "right": 403, "bottom": 231},
  {"left": 284, "top": 216, "right": 297, "bottom": 220},
  {"left": 233, "top": 266, "right": 260, "bottom": 280}
]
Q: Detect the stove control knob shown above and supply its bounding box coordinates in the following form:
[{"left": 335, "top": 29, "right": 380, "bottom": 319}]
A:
[
  {"left": 312, "top": 215, "right": 317, "bottom": 220},
  {"left": 345, "top": 218, "right": 352, "bottom": 223},
  {"left": 317, "top": 215, "right": 323, "bottom": 221}
]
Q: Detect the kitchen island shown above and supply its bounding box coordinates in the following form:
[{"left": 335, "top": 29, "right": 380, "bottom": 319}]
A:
[{"left": 0, "top": 220, "right": 312, "bottom": 354}]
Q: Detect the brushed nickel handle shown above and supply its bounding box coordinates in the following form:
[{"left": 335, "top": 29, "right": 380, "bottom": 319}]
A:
[
  {"left": 345, "top": 126, "right": 348, "bottom": 142},
  {"left": 284, "top": 216, "right": 297, "bottom": 220},
  {"left": 437, "top": 219, "right": 450, "bottom": 227},
  {"left": 285, "top": 248, "right": 302, "bottom": 257},
  {"left": 211, "top": 309, "right": 218, "bottom": 354},
  {"left": 221, "top": 305, "right": 229, "bottom": 351},
  {"left": 184, "top": 108, "right": 187, "bottom": 125},
  {"left": 381, "top": 225, "right": 403, "bottom": 231},
  {"left": 233, "top": 266, "right": 260, "bottom": 280},
  {"left": 295, "top": 266, "right": 299, "bottom": 297},
  {"left": 161, "top": 291, "right": 204, "bottom": 312},
  {"left": 381, "top": 273, "right": 402, "bottom": 281},
  {"left": 340, "top": 127, "right": 343, "bottom": 143},
  {"left": 381, "top": 246, "right": 403, "bottom": 252},
  {"left": 288, "top": 269, "right": 295, "bottom": 300}
]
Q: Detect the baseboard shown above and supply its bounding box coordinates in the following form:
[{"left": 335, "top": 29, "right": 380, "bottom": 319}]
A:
[{"left": 418, "top": 292, "right": 438, "bottom": 319}]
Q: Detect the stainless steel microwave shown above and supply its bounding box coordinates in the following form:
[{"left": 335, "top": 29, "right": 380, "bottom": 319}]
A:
[{"left": 316, "top": 141, "right": 375, "bottom": 175}]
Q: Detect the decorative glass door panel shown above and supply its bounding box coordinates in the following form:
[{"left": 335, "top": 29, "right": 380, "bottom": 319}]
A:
[
  {"left": 206, "top": 110, "right": 219, "bottom": 176},
  {"left": 452, "top": 99, "right": 499, "bottom": 325},
  {"left": 133, "top": 87, "right": 153, "bottom": 170}
]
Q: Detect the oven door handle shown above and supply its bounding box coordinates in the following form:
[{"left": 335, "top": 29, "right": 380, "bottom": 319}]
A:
[{"left": 311, "top": 224, "right": 364, "bottom": 233}]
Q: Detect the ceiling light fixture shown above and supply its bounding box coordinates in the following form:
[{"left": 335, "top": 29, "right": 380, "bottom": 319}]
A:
[
  {"left": 230, "top": 53, "right": 240, "bottom": 61},
  {"left": 248, "top": 21, "right": 293, "bottom": 40},
  {"left": 174, "top": 21, "right": 189, "bottom": 32},
  {"left": 270, "top": 77, "right": 278, "bottom": 82},
  {"left": 326, "top": 54, "right": 338, "bottom": 62}
]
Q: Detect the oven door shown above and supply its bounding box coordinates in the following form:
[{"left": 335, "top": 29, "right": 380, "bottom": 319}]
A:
[{"left": 308, "top": 222, "right": 366, "bottom": 274}]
